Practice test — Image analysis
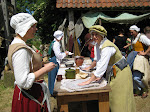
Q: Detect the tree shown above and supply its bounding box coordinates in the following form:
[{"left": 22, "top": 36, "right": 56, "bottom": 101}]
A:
[
  {"left": 33, "top": 0, "right": 67, "bottom": 44},
  {"left": 16, "top": 0, "right": 44, "bottom": 14},
  {"left": 16, "top": 0, "right": 67, "bottom": 44}
]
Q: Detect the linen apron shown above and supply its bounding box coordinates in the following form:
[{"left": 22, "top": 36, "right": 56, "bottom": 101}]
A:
[
  {"left": 102, "top": 40, "right": 136, "bottom": 112},
  {"left": 132, "top": 39, "right": 150, "bottom": 88}
]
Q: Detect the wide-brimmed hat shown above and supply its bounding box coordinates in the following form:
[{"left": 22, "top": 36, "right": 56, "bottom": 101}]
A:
[
  {"left": 89, "top": 25, "right": 107, "bottom": 36},
  {"left": 10, "top": 13, "right": 37, "bottom": 37}
]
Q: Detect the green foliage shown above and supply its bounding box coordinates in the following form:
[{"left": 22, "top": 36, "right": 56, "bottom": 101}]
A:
[
  {"left": 26, "top": 35, "right": 42, "bottom": 49},
  {"left": 16, "top": 0, "right": 67, "bottom": 44},
  {"left": 33, "top": 0, "right": 67, "bottom": 44},
  {"left": 16, "top": 0, "right": 45, "bottom": 13}
]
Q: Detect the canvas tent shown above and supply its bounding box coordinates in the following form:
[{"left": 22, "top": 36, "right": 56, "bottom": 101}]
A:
[{"left": 82, "top": 12, "right": 150, "bottom": 28}]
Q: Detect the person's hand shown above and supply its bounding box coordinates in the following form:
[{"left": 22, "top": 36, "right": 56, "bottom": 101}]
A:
[
  {"left": 43, "top": 62, "right": 56, "bottom": 72},
  {"left": 94, "top": 77, "right": 101, "bottom": 81},
  {"left": 65, "top": 51, "right": 69, "bottom": 55},
  {"left": 138, "top": 51, "right": 146, "bottom": 56},
  {"left": 78, "top": 74, "right": 96, "bottom": 86},
  {"left": 123, "top": 46, "right": 127, "bottom": 49},
  {"left": 78, "top": 80, "right": 90, "bottom": 86},
  {"left": 81, "top": 66, "right": 91, "bottom": 71}
]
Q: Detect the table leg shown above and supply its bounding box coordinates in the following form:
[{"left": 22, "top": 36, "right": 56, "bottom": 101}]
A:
[
  {"left": 98, "top": 92, "right": 109, "bottom": 112},
  {"left": 59, "top": 104, "right": 68, "bottom": 112},
  {"left": 82, "top": 101, "right": 87, "bottom": 112}
]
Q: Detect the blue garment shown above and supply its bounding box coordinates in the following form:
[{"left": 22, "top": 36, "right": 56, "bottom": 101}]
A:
[
  {"left": 77, "top": 38, "right": 81, "bottom": 47},
  {"left": 132, "top": 70, "right": 145, "bottom": 91},
  {"left": 127, "top": 51, "right": 146, "bottom": 91},
  {"left": 127, "top": 51, "right": 138, "bottom": 69},
  {"left": 48, "top": 56, "right": 59, "bottom": 95},
  {"left": 121, "top": 51, "right": 126, "bottom": 57},
  {"left": 90, "top": 57, "right": 94, "bottom": 62}
]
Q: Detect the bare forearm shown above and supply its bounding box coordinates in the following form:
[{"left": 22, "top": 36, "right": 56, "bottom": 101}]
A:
[
  {"left": 124, "top": 43, "right": 131, "bottom": 48},
  {"left": 88, "top": 73, "right": 97, "bottom": 82},
  {"left": 34, "top": 62, "right": 55, "bottom": 80},
  {"left": 34, "top": 67, "right": 48, "bottom": 80},
  {"left": 144, "top": 46, "right": 150, "bottom": 55},
  {"left": 113, "top": 39, "right": 115, "bottom": 43},
  {"left": 90, "top": 60, "right": 96, "bottom": 69},
  {"left": 78, "top": 73, "right": 97, "bottom": 85},
  {"left": 127, "top": 38, "right": 131, "bottom": 43}
]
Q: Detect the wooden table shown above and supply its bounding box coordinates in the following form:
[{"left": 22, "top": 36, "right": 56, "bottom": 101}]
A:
[{"left": 53, "top": 82, "right": 111, "bottom": 112}]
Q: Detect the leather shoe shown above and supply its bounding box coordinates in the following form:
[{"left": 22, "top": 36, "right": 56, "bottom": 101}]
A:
[{"left": 141, "top": 92, "right": 148, "bottom": 98}]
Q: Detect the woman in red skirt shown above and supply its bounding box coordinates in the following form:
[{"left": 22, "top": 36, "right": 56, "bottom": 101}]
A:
[{"left": 8, "top": 13, "right": 56, "bottom": 112}]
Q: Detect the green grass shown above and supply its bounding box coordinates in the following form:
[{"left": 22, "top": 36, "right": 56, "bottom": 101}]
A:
[
  {"left": 0, "top": 80, "right": 5, "bottom": 91},
  {"left": 0, "top": 76, "right": 150, "bottom": 112},
  {"left": 0, "top": 80, "right": 13, "bottom": 112}
]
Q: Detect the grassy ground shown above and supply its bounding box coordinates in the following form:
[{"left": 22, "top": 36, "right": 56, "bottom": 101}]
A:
[{"left": 0, "top": 76, "right": 150, "bottom": 112}]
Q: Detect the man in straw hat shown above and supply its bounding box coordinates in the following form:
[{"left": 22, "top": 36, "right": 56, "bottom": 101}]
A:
[{"left": 78, "top": 25, "right": 136, "bottom": 112}]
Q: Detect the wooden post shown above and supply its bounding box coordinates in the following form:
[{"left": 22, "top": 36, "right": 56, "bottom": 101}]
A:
[
  {"left": 1, "top": 0, "right": 11, "bottom": 52},
  {"left": 11, "top": 0, "right": 16, "bottom": 14},
  {"left": 68, "top": 11, "right": 75, "bottom": 38},
  {"left": 68, "top": 10, "right": 75, "bottom": 56}
]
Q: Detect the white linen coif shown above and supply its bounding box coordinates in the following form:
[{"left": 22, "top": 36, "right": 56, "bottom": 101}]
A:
[
  {"left": 53, "top": 30, "right": 64, "bottom": 40},
  {"left": 129, "top": 25, "right": 140, "bottom": 32},
  {"left": 10, "top": 13, "right": 37, "bottom": 37}
]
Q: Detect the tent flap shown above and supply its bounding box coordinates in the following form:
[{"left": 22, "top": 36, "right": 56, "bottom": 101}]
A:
[{"left": 82, "top": 12, "right": 150, "bottom": 28}]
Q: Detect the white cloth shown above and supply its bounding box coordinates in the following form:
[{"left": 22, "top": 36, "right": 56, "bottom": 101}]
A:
[
  {"left": 129, "top": 25, "right": 140, "bottom": 32},
  {"left": 52, "top": 40, "right": 66, "bottom": 65},
  {"left": 53, "top": 30, "right": 64, "bottom": 40},
  {"left": 133, "top": 55, "right": 150, "bottom": 87},
  {"left": 10, "top": 13, "right": 37, "bottom": 37},
  {"left": 60, "top": 77, "right": 107, "bottom": 92},
  {"left": 11, "top": 37, "right": 35, "bottom": 89},
  {"left": 132, "top": 33, "right": 150, "bottom": 46},
  {"left": 93, "top": 38, "right": 116, "bottom": 78}
]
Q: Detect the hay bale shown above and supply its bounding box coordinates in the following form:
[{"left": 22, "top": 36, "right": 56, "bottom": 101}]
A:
[{"left": 3, "top": 70, "right": 15, "bottom": 88}]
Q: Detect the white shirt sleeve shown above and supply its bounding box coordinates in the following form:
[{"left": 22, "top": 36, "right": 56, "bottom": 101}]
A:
[
  {"left": 12, "top": 48, "right": 35, "bottom": 90},
  {"left": 139, "top": 35, "right": 150, "bottom": 46},
  {"left": 93, "top": 46, "right": 97, "bottom": 61},
  {"left": 94, "top": 47, "right": 116, "bottom": 78},
  {"left": 53, "top": 41, "right": 66, "bottom": 60}
]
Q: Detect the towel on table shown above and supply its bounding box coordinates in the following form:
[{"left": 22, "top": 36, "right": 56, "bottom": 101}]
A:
[{"left": 60, "top": 77, "right": 107, "bottom": 92}]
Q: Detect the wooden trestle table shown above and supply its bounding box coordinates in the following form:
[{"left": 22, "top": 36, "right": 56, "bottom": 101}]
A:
[{"left": 53, "top": 81, "right": 111, "bottom": 112}]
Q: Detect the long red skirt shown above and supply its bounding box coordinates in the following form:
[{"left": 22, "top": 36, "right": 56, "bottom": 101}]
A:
[{"left": 12, "top": 81, "right": 48, "bottom": 112}]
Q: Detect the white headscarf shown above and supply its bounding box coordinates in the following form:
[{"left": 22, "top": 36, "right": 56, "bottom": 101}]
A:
[
  {"left": 129, "top": 25, "right": 140, "bottom": 32},
  {"left": 10, "top": 13, "right": 37, "bottom": 37},
  {"left": 53, "top": 30, "right": 64, "bottom": 40}
]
